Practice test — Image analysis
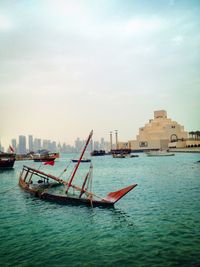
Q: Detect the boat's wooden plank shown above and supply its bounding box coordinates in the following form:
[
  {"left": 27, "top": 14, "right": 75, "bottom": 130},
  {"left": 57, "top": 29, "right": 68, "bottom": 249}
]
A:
[{"left": 103, "top": 184, "right": 137, "bottom": 203}]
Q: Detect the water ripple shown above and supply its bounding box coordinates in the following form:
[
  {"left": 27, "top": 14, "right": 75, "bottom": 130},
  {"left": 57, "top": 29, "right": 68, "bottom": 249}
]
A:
[{"left": 0, "top": 153, "right": 200, "bottom": 266}]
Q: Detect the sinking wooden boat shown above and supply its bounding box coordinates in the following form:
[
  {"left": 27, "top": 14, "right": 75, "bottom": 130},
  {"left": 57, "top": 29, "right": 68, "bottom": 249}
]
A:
[{"left": 19, "top": 131, "right": 137, "bottom": 207}]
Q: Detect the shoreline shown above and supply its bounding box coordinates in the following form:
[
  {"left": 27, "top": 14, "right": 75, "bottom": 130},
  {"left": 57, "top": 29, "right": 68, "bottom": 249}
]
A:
[{"left": 168, "top": 148, "right": 200, "bottom": 153}]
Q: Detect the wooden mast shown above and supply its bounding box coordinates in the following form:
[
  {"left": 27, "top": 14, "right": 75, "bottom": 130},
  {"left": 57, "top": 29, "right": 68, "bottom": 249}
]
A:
[
  {"left": 79, "top": 172, "right": 90, "bottom": 198},
  {"left": 66, "top": 130, "right": 93, "bottom": 194}
]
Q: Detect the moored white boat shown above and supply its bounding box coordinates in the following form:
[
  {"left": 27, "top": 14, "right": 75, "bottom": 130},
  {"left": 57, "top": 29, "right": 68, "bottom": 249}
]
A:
[{"left": 146, "top": 150, "right": 175, "bottom": 157}]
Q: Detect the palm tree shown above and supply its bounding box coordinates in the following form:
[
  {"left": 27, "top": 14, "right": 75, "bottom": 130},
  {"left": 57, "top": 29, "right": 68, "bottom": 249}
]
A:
[
  {"left": 196, "top": 131, "right": 200, "bottom": 139},
  {"left": 189, "top": 131, "right": 194, "bottom": 139},
  {"left": 189, "top": 131, "right": 200, "bottom": 139}
]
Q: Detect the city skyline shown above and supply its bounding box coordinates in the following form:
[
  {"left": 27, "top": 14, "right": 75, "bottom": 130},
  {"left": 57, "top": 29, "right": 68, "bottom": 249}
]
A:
[
  {"left": 0, "top": 133, "right": 108, "bottom": 153},
  {"left": 1, "top": 108, "right": 199, "bottom": 152},
  {"left": 1, "top": 1, "right": 200, "bottom": 149}
]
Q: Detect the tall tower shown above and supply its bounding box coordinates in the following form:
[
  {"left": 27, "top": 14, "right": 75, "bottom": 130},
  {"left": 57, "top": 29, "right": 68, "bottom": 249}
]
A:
[
  {"left": 115, "top": 130, "right": 118, "bottom": 149},
  {"left": 33, "top": 138, "right": 41, "bottom": 151},
  {"left": 110, "top": 132, "right": 113, "bottom": 151},
  {"left": 28, "top": 135, "right": 33, "bottom": 152},
  {"left": 18, "top": 135, "right": 26, "bottom": 154}
]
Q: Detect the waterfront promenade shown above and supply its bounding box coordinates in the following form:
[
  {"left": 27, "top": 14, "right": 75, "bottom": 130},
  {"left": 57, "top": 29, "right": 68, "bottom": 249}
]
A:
[{"left": 169, "top": 147, "right": 200, "bottom": 153}]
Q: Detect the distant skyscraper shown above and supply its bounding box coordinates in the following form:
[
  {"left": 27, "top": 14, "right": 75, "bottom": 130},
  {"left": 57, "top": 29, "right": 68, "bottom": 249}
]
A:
[
  {"left": 18, "top": 135, "right": 26, "bottom": 154},
  {"left": 42, "top": 140, "right": 57, "bottom": 151},
  {"left": 33, "top": 138, "right": 41, "bottom": 151},
  {"left": 51, "top": 141, "right": 57, "bottom": 152},
  {"left": 100, "top": 138, "right": 105, "bottom": 150},
  {"left": 42, "top": 139, "right": 49, "bottom": 150},
  {"left": 11, "top": 139, "right": 17, "bottom": 152},
  {"left": 75, "top": 138, "right": 83, "bottom": 152},
  {"left": 28, "top": 135, "right": 33, "bottom": 152},
  {"left": 93, "top": 141, "right": 100, "bottom": 150}
]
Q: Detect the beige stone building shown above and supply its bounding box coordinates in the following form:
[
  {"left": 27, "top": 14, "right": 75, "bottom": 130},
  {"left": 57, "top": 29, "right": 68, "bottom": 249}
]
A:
[{"left": 128, "top": 110, "right": 188, "bottom": 151}]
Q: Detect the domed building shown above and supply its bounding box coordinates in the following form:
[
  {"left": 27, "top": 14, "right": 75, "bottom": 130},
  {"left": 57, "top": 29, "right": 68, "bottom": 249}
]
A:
[{"left": 128, "top": 110, "right": 188, "bottom": 151}]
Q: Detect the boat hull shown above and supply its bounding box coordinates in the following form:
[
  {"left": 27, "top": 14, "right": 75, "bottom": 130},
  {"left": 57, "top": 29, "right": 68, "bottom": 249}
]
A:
[
  {"left": 41, "top": 193, "right": 114, "bottom": 207},
  {"left": 33, "top": 158, "right": 56, "bottom": 162},
  {"left": 19, "top": 177, "right": 114, "bottom": 208},
  {"left": 91, "top": 150, "right": 105, "bottom": 156},
  {"left": 33, "top": 152, "right": 59, "bottom": 162},
  {"left": 0, "top": 153, "right": 16, "bottom": 169},
  {"left": 0, "top": 159, "right": 15, "bottom": 169},
  {"left": 146, "top": 153, "right": 175, "bottom": 156}
]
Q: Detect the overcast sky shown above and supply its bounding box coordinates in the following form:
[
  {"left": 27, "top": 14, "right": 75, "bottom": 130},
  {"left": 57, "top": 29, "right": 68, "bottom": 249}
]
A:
[{"left": 0, "top": 0, "right": 200, "bottom": 148}]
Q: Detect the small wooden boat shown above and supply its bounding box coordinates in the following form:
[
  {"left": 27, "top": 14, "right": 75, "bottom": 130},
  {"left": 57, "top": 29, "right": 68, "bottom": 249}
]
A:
[
  {"left": 0, "top": 152, "right": 16, "bottom": 169},
  {"left": 33, "top": 151, "right": 59, "bottom": 162},
  {"left": 130, "top": 154, "right": 139, "bottom": 158},
  {"left": 112, "top": 154, "right": 139, "bottom": 158},
  {"left": 112, "top": 149, "right": 132, "bottom": 158},
  {"left": 112, "top": 154, "right": 126, "bottom": 158},
  {"left": 19, "top": 131, "right": 137, "bottom": 207}
]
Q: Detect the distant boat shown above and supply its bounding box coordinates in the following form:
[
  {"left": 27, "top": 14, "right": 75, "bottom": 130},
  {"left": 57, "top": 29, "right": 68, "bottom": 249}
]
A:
[
  {"left": 33, "top": 150, "right": 59, "bottom": 162},
  {"left": 130, "top": 154, "right": 139, "bottom": 158},
  {"left": 72, "top": 158, "right": 91, "bottom": 163},
  {"left": 19, "top": 131, "right": 137, "bottom": 207},
  {"left": 111, "top": 149, "right": 132, "bottom": 158},
  {"left": 91, "top": 150, "right": 105, "bottom": 156},
  {"left": 0, "top": 152, "right": 16, "bottom": 169},
  {"left": 112, "top": 154, "right": 139, "bottom": 158},
  {"left": 112, "top": 154, "right": 126, "bottom": 158},
  {"left": 146, "top": 150, "right": 175, "bottom": 157}
]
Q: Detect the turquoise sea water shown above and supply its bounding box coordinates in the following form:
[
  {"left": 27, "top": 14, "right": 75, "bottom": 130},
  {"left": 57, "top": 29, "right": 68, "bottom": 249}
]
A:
[{"left": 0, "top": 153, "right": 200, "bottom": 267}]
